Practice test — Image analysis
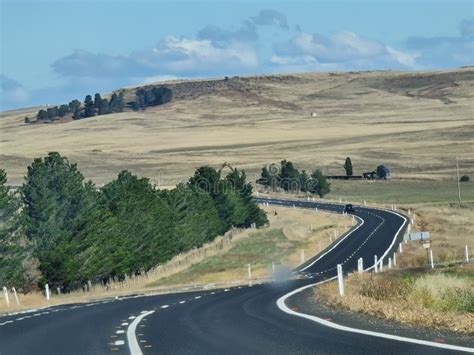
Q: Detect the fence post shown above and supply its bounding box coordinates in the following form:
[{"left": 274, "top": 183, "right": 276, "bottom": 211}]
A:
[
  {"left": 45, "top": 284, "right": 50, "bottom": 300},
  {"left": 12, "top": 287, "right": 20, "bottom": 306},
  {"left": 3, "top": 287, "right": 10, "bottom": 307},
  {"left": 247, "top": 264, "right": 252, "bottom": 287},
  {"left": 374, "top": 255, "right": 378, "bottom": 273},
  {"left": 466, "top": 245, "right": 469, "bottom": 263},
  {"left": 430, "top": 249, "right": 434, "bottom": 269},
  {"left": 337, "top": 264, "right": 344, "bottom": 297}
]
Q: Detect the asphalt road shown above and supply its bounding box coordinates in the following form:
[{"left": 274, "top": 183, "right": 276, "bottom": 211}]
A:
[{"left": 0, "top": 198, "right": 469, "bottom": 355}]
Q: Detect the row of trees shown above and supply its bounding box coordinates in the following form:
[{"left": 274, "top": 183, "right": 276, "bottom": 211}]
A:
[
  {"left": 257, "top": 160, "right": 331, "bottom": 197},
  {"left": 29, "top": 85, "right": 173, "bottom": 123},
  {"left": 131, "top": 87, "right": 173, "bottom": 111},
  {"left": 32, "top": 93, "right": 125, "bottom": 123},
  {"left": 0, "top": 153, "right": 266, "bottom": 291}
]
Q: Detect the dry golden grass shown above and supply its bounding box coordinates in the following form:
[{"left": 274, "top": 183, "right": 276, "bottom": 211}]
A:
[
  {"left": 316, "top": 267, "right": 474, "bottom": 333},
  {"left": 397, "top": 205, "right": 474, "bottom": 267},
  {"left": 1, "top": 69, "right": 473, "bottom": 185}
]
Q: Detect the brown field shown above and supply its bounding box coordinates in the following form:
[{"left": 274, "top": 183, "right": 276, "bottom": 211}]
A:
[{"left": 1, "top": 68, "right": 473, "bottom": 185}]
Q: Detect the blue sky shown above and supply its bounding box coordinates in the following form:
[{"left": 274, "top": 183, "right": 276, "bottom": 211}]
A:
[{"left": 1, "top": 0, "right": 473, "bottom": 110}]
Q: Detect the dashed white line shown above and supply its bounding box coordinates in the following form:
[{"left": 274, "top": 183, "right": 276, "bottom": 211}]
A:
[
  {"left": 179, "top": 300, "right": 186, "bottom": 304},
  {"left": 160, "top": 305, "right": 169, "bottom": 309}
]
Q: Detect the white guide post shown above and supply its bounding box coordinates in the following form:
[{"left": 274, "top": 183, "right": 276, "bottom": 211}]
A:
[
  {"left": 374, "top": 255, "right": 378, "bottom": 273},
  {"left": 388, "top": 257, "right": 392, "bottom": 269},
  {"left": 45, "top": 284, "right": 50, "bottom": 300},
  {"left": 3, "top": 287, "right": 10, "bottom": 307},
  {"left": 272, "top": 262, "right": 275, "bottom": 273},
  {"left": 247, "top": 264, "right": 252, "bottom": 287},
  {"left": 399, "top": 242, "right": 403, "bottom": 253},
  {"left": 337, "top": 264, "right": 344, "bottom": 297},
  {"left": 465, "top": 245, "right": 469, "bottom": 263},
  {"left": 393, "top": 253, "right": 397, "bottom": 266},
  {"left": 430, "top": 249, "right": 434, "bottom": 269},
  {"left": 12, "top": 287, "right": 20, "bottom": 306},
  {"left": 358, "top": 258, "right": 364, "bottom": 273},
  {"left": 300, "top": 249, "right": 305, "bottom": 263}
]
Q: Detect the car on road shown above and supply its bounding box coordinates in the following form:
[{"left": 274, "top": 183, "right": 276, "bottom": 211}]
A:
[{"left": 344, "top": 204, "right": 354, "bottom": 213}]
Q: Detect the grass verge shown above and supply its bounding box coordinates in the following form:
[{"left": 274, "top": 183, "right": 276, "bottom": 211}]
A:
[{"left": 316, "top": 266, "right": 473, "bottom": 333}]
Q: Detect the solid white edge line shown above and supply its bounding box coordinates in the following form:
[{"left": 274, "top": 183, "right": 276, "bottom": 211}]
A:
[
  {"left": 299, "top": 215, "right": 365, "bottom": 272},
  {"left": 276, "top": 201, "right": 473, "bottom": 352},
  {"left": 127, "top": 310, "right": 154, "bottom": 355},
  {"left": 276, "top": 278, "right": 474, "bottom": 353}
]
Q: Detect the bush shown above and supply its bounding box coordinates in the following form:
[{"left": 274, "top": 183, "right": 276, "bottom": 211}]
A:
[{"left": 460, "top": 175, "right": 469, "bottom": 182}]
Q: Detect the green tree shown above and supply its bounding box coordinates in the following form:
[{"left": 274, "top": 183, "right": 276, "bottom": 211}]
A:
[
  {"left": 98, "top": 99, "right": 110, "bottom": 115},
  {"left": 58, "top": 104, "right": 70, "bottom": 118},
  {"left": 308, "top": 169, "right": 331, "bottom": 198},
  {"left": 94, "top": 93, "right": 102, "bottom": 109},
  {"left": 83, "top": 95, "right": 96, "bottom": 118},
  {"left": 344, "top": 157, "right": 353, "bottom": 176},
  {"left": 279, "top": 160, "right": 301, "bottom": 192},
  {"left": 0, "top": 169, "right": 38, "bottom": 290},
  {"left": 299, "top": 170, "right": 310, "bottom": 192},
  {"left": 72, "top": 107, "right": 82, "bottom": 120},
  {"left": 21, "top": 152, "right": 97, "bottom": 286}
]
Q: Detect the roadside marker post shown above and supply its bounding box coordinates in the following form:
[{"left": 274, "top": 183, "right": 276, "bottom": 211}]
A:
[
  {"left": 3, "top": 287, "right": 10, "bottom": 307},
  {"left": 357, "top": 258, "right": 363, "bottom": 273},
  {"left": 379, "top": 259, "right": 383, "bottom": 272},
  {"left": 388, "top": 258, "right": 392, "bottom": 269},
  {"left": 466, "top": 245, "right": 469, "bottom": 263},
  {"left": 45, "top": 284, "right": 50, "bottom": 300},
  {"left": 393, "top": 253, "right": 397, "bottom": 266},
  {"left": 12, "top": 287, "right": 20, "bottom": 306},
  {"left": 272, "top": 262, "right": 275, "bottom": 273},
  {"left": 364, "top": 200, "right": 367, "bottom": 206},
  {"left": 247, "top": 264, "right": 252, "bottom": 287},
  {"left": 300, "top": 249, "right": 305, "bottom": 263},
  {"left": 430, "top": 249, "right": 434, "bottom": 269},
  {"left": 337, "top": 264, "right": 344, "bottom": 297},
  {"left": 374, "top": 255, "right": 378, "bottom": 273},
  {"left": 399, "top": 242, "right": 403, "bottom": 253}
]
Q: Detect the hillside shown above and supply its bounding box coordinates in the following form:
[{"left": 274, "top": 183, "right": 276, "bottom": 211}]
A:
[{"left": 1, "top": 68, "right": 473, "bottom": 185}]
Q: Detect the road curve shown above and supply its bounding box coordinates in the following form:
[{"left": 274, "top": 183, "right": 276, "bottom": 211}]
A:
[{"left": 0, "top": 198, "right": 469, "bottom": 355}]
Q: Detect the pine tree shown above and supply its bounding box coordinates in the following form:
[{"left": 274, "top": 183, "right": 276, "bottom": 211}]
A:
[
  {"left": 344, "top": 157, "right": 353, "bottom": 176},
  {"left": 94, "top": 93, "right": 102, "bottom": 109},
  {"left": 83, "top": 95, "right": 96, "bottom": 118}
]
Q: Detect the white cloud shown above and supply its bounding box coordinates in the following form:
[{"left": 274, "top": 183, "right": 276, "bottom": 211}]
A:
[{"left": 274, "top": 31, "right": 418, "bottom": 69}]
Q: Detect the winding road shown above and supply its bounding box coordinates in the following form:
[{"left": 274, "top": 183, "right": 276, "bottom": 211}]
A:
[{"left": 0, "top": 198, "right": 472, "bottom": 355}]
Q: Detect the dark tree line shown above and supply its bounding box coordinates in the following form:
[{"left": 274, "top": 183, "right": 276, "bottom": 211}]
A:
[
  {"left": 257, "top": 160, "right": 331, "bottom": 197},
  {"left": 130, "top": 86, "right": 173, "bottom": 111},
  {"left": 34, "top": 92, "right": 126, "bottom": 122},
  {"left": 0, "top": 153, "right": 266, "bottom": 291},
  {"left": 30, "top": 86, "right": 174, "bottom": 123}
]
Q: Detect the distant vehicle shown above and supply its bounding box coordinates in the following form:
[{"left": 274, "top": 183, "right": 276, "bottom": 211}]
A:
[{"left": 344, "top": 204, "right": 354, "bottom": 213}]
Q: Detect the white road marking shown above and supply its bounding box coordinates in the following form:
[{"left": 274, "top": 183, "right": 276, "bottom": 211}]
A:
[
  {"left": 160, "top": 305, "right": 169, "bottom": 309},
  {"left": 224, "top": 289, "right": 229, "bottom": 292},
  {"left": 129, "top": 316, "right": 136, "bottom": 320},
  {"left": 179, "top": 301, "right": 186, "bottom": 304},
  {"left": 276, "top": 204, "right": 473, "bottom": 353},
  {"left": 127, "top": 310, "right": 155, "bottom": 355},
  {"left": 116, "top": 330, "right": 125, "bottom": 334},
  {"left": 114, "top": 340, "right": 125, "bottom": 346},
  {"left": 121, "top": 322, "right": 129, "bottom": 326},
  {"left": 194, "top": 296, "right": 201, "bottom": 299}
]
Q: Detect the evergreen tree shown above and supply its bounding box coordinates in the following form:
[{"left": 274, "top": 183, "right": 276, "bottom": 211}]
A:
[
  {"left": 72, "top": 107, "right": 82, "bottom": 120},
  {"left": 37, "top": 110, "right": 48, "bottom": 121},
  {"left": 58, "top": 104, "right": 70, "bottom": 118},
  {"left": 344, "top": 157, "right": 353, "bottom": 176},
  {"left": 299, "top": 170, "right": 310, "bottom": 192},
  {"left": 98, "top": 99, "right": 110, "bottom": 115},
  {"left": 83, "top": 95, "right": 96, "bottom": 118},
  {"left": 308, "top": 169, "right": 331, "bottom": 198},
  {"left": 68, "top": 99, "right": 81, "bottom": 112},
  {"left": 279, "top": 160, "right": 301, "bottom": 192},
  {"left": 94, "top": 93, "right": 102, "bottom": 109}
]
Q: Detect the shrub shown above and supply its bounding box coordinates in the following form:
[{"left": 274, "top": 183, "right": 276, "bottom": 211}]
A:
[{"left": 460, "top": 175, "right": 470, "bottom": 182}]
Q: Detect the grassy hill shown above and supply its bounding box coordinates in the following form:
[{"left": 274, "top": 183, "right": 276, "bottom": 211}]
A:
[{"left": 1, "top": 68, "right": 473, "bottom": 186}]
